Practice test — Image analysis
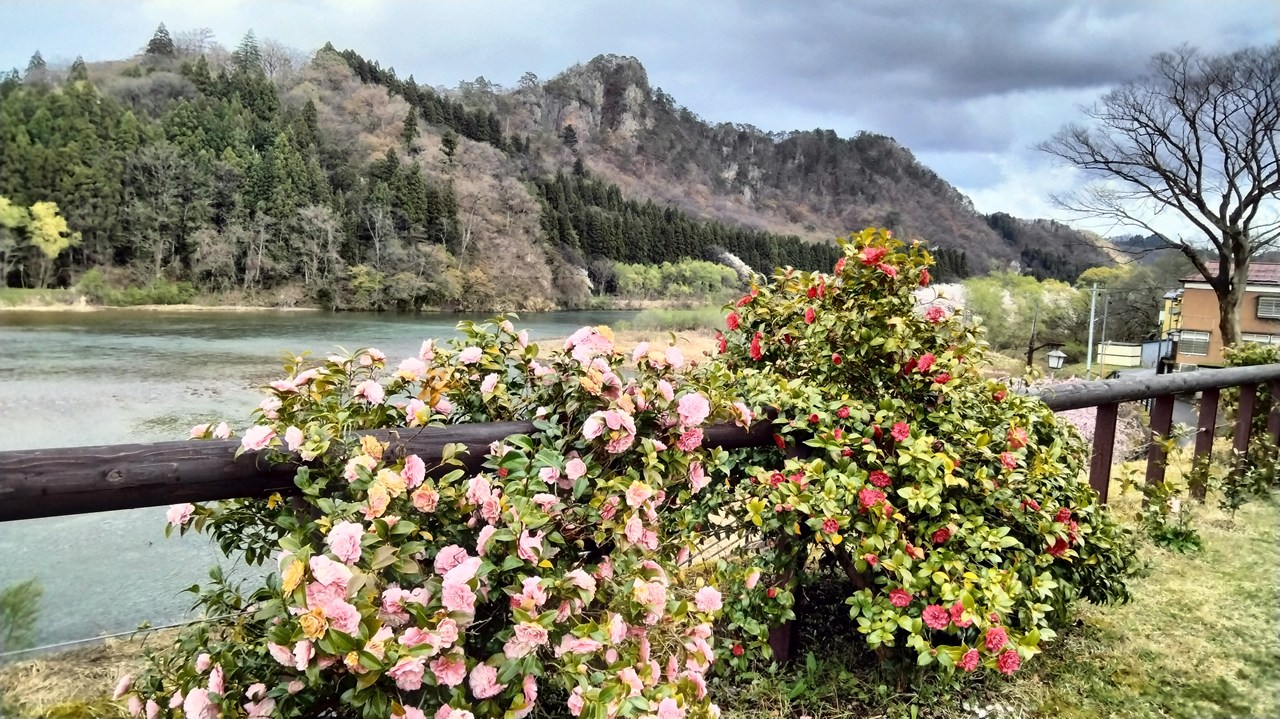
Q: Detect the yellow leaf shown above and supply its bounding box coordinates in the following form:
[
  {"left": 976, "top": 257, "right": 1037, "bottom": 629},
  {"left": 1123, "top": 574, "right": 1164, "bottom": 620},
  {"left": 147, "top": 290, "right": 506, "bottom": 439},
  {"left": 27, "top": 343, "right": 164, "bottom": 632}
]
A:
[
  {"left": 539, "top": 560, "right": 553, "bottom": 568},
  {"left": 266, "top": 492, "right": 282, "bottom": 509}
]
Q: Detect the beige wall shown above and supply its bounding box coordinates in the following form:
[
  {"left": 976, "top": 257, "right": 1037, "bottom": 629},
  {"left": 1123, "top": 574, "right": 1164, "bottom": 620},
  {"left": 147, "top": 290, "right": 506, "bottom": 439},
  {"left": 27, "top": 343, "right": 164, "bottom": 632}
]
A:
[{"left": 1175, "top": 287, "right": 1280, "bottom": 365}]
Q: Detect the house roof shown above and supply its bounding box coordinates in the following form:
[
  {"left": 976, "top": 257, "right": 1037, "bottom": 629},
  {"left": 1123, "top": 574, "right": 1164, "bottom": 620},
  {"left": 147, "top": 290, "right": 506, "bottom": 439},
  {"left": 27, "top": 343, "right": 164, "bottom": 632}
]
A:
[{"left": 1181, "top": 262, "right": 1280, "bottom": 285}]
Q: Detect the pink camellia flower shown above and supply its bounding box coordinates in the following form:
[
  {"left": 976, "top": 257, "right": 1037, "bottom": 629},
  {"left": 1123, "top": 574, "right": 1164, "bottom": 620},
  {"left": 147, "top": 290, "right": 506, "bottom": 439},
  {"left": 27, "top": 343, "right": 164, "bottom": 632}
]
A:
[
  {"left": 857, "top": 488, "right": 886, "bottom": 509},
  {"left": 418, "top": 339, "right": 436, "bottom": 362},
  {"left": 567, "top": 686, "right": 586, "bottom": 717},
  {"left": 182, "top": 689, "right": 219, "bottom": 719},
  {"left": 476, "top": 525, "right": 498, "bottom": 556},
  {"left": 745, "top": 569, "right": 761, "bottom": 590},
  {"left": 430, "top": 653, "right": 468, "bottom": 687},
  {"left": 890, "top": 422, "right": 910, "bottom": 442},
  {"left": 480, "top": 373, "right": 499, "bottom": 394},
  {"left": 625, "top": 480, "right": 654, "bottom": 508},
  {"left": 325, "top": 600, "right": 361, "bottom": 635},
  {"left": 211, "top": 422, "right": 231, "bottom": 439},
  {"left": 398, "top": 357, "right": 427, "bottom": 380},
  {"left": 518, "top": 329, "right": 530, "bottom": 348},
  {"left": 354, "top": 379, "right": 385, "bottom": 404},
  {"left": 240, "top": 425, "right": 275, "bottom": 451},
  {"left": 284, "top": 426, "right": 304, "bottom": 452},
  {"left": 401, "top": 454, "right": 425, "bottom": 489},
  {"left": 889, "top": 588, "right": 912, "bottom": 607},
  {"left": 469, "top": 663, "right": 506, "bottom": 699},
  {"left": 207, "top": 664, "right": 224, "bottom": 694},
  {"left": 1008, "top": 426, "right": 1029, "bottom": 449},
  {"left": 388, "top": 656, "right": 427, "bottom": 690},
  {"left": 694, "top": 586, "right": 723, "bottom": 613},
  {"left": 325, "top": 521, "right": 365, "bottom": 564},
  {"left": 676, "top": 392, "right": 710, "bottom": 428},
  {"left": 169, "top": 691, "right": 183, "bottom": 709},
  {"left": 166, "top": 503, "right": 195, "bottom": 527},
  {"left": 189, "top": 423, "right": 210, "bottom": 439},
  {"left": 194, "top": 653, "right": 212, "bottom": 673},
  {"left": 657, "top": 379, "right": 675, "bottom": 402},
  {"left": 113, "top": 674, "right": 132, "bottom": 700},
  {"left": 618, "top": 666, "right": 644, "bottom": 696},
  {"left": 804, "top": 306, "right": 816, "bottom": 325},
  {"left": 412, "top": 486, "right": 440, "bottom": 513},
  {"left": 667, "top": 346, "right": 685, "bottom": 368},
  {"left": 435, "top": 545, "right": 470, "bottom": 575},
  {"left": 458, "top": 347, "right": 483, "bottom": 364},
  {"left": 1000, "top": 452, "right": 1018, "bottom": 470},
  {"left": 689, "top": 462, "right": 710, "bottom": 493},
  {"left": 657, "top": 697, "right": 685, "bottom": 719},
  {"left": 876, "top": 262, "right": 898, "bottom": 278},
  {"left": 985, "top": 626, "right": 1009, "bottom": 652},
  {"left": 444, "top": 556, "right": 483, "bottom": 586},
  {"left": 959, "top": 649, "right": 980, "bottom": 672},
  {"left": 624, "top": 515, "right": 645, "bottom": 544},
  {"left": 583, "top": 409, "right": 638, "bottom": 453},
  {"left": 924, "top": 305, "right": 947, "bottom": 323},
  {"left": 922, "top": 604, "right": 950, "bottom": 630},
  {"left": 532, "top": 493, "right": 559, "bottom": 512},
  {"left": 566, "top": 569, "right": 597, "bottom": 593},
  {"left": 868, "top": 470, "right": 892, "bottom": 488},
  {"left": 676, "top": 427, "right": 704, "bottom": 451},
  {"left": 518, "top": 530, "right": 543, "bottom": 562},
  {"left": 997, "top": 649, "right": 1020, "bottom": 675},
  {"left": 916, "top": 353, "right": 936, "bottom": 373},
  {"left": 859, "top": 246, "right": 888, "bottom": 265},
  {"left": 267, "top": 643, "right": 294, "bottom": 667},
  {"left": 405, "top": 398, "right": 428, "bottom": 427},
  {"left": 950, "top": 602, "right": 972, "bottom": 627},
  {"left": 442, "top": 582, "right": 477, "bottom": 614},
  {"left": 565, "top": 457, "right": 588, "bottom": 481},
  {"left": 434, "top": 396, "right": 454, "bottom": 415},
  {"left": 259, "top": 396, "right": 282, "bottom": 419}
]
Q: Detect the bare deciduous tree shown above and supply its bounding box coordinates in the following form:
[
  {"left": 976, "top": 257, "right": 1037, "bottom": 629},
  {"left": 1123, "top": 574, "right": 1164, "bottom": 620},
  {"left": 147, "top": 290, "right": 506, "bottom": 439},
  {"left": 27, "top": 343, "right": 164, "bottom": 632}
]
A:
[{"left": 1039, "top": 44, "right": 1280, "bottom": 346}]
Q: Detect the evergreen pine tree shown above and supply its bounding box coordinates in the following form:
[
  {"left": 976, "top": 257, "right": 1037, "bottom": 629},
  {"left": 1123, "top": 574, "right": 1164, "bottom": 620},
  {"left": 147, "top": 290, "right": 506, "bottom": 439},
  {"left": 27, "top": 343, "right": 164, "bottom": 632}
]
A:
[
  {"left": 400, "top": 110, "right": 419, "bottom": 154},
  {"left": 145, "top": 23, "right": 176, "bottom": 58}
]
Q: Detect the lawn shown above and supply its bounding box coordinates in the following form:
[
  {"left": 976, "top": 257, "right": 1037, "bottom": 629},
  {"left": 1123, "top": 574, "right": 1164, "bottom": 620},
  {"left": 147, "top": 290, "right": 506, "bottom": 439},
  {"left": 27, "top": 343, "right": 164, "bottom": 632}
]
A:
[{"left": 2, "top": 488, "right": 1276, "bottom": 719}]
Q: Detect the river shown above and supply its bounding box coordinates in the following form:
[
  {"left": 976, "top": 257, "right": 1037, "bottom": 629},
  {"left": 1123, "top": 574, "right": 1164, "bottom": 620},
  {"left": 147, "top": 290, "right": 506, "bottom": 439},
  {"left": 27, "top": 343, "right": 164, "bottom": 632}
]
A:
[{"left": 0, "top": 308, "right": 639, "bottom": 651}]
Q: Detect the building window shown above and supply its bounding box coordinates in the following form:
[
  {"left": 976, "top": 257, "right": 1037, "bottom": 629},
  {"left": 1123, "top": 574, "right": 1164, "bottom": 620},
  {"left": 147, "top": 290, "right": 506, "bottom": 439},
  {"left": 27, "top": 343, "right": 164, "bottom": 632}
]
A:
[
  {"left": 1259, "top": 296, "right": 1280, "bottom": 320},
  {"left": 1241, "top": 333, "right": 1274, "bottom": 345},
  {"left": 1180, "top": 331, "right": 1210, "bottom": 356}
]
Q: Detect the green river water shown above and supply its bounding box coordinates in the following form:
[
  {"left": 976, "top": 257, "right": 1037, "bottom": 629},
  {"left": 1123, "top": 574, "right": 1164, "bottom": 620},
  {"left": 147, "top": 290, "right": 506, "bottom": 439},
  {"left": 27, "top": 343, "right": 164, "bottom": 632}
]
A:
[{"left": 0, "top": 308, "right": 638, "bottom": 650}]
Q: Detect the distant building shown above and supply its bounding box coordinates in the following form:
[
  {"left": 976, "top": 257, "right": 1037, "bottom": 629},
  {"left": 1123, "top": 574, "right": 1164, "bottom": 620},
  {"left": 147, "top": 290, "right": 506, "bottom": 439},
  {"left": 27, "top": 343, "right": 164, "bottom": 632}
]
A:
[{"left": 1172, "top": 263, "right": 1280, "bottom": 367}]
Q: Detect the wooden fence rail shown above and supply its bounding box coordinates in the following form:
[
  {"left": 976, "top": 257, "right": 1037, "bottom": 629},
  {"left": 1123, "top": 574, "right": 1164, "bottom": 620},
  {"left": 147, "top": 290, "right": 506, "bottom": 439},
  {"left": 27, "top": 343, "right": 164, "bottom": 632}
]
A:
[{"left": 2, "top": 364, "right": 1278, "bottom": 522}]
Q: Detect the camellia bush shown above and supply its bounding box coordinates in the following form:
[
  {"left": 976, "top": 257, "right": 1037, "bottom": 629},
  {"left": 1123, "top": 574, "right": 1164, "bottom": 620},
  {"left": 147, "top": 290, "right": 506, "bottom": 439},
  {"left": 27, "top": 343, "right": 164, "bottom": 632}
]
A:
[
  {"left": 116, "top": 229, "right": 1137, "bottom": 718},
  {"left": 121, "top": 320, "right": 751, "bottom": 719},
  {"left": 708, "top": 228, "right": 1136, "bottom": 675}
]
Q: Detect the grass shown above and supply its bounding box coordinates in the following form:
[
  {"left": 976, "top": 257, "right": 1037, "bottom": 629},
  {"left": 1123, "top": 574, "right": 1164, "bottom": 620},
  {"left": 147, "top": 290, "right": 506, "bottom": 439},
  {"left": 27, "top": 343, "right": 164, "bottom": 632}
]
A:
[
  {"left": 2, "top": 467, "right": 1275, "bottom": 719},
  {"left": 0, "top": 287, "right": 79, "bottom": 308},
  {"left": 620, "top": 305, "right": 726, "bottom": 333}
]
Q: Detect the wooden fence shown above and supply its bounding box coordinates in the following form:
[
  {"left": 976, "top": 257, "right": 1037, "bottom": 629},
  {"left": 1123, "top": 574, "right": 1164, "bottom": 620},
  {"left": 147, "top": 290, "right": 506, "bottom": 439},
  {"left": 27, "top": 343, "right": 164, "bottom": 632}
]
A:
[{"left": 2, "top": 364, "right": 1279, "bottom": 523}]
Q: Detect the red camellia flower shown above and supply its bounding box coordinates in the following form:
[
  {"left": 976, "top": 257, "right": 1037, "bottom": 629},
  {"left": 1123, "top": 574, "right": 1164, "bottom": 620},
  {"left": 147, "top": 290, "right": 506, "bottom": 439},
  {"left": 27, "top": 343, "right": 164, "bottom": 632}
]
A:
[
  {"left": 916, "top": 353, "right": 936, "bottom": 372},
  {"left": 935, "top": 372, "right": 951, "bottom": 384},
  {"left": 1000, "top": 452, "right": 1018, "bottom": 470},
  {"left": 833, "top": 428, "right": 843, "bottom": 440},
  {"left": 859, "top": 246, "right": 888, "bottom": 265},
  {"left": 750, "top": 332, "right": 764, "bottom": 361},
  {"left": 924, "top": 305, "right": 946, "bottom": 323},
  {"left": 905, "top": 542, "right": 925, "bottom": 560},
  {"left": 807, "top": 285, "right": 818, "bottom": 299},
  {"left": 726, "top": 312, "right": 740, "bottom": 330},
  {"left": 716, "top": 332, "right": 728, "bottom": 354},
  {"left": 1008, "top": 426, "right": 1028, "bottom": 449},
  {"left": 997, "top": 650, "right": 1020, "bottom": 675},
  {"left": 822, "top": 518, "right": 839, "bottom": 534},
  {"left": 736, "top": 294, "right": 753, "bottom": 307},
  {"left": 932, "top": 527, "right": 951, "bottom": 544},
  {"left": 949, "top": 603, "right": 972, "bottom": 627},
  {"left": 836, "top": 406, "right": 850, "bottom": 419},
  {"left": 922, "top": 605, "right": 950, "bottom": 630},
  {"left": 868, "top": 470, "right": 891, "bottom": 488},
  {"left": 841, "top": 448, "right": 854, "bottom": 457},
  {"left": 773, "top": 433, "right": 786, "bottom": 450},
  {"left": 732, "top": 644, "right": 745, "bottom": 656},
  {"left": 1055, "top": 507, "right": 1072, "bottom": 523},
  {"left": 889, "top": 588, "right": 912, "bottom": 607},
  {"left": 766, "top": 587, "right": 778, "bottom": 599},
  {"left": 832, "top": 353, "right": 842, "bottom": 365},
  {"left": 876, "top": 262, "right": 898, "bottom": 278},
  {"left": 834, "top": 257, "right": 847, "bottom": 274},
  {"left": 959, "top": 649, "right": 980, "bottom": 672},
  {"left": 902, "top": 358, "right": 917, "bottom": 374},
  {"left": 808, "top": 413, "right": 820, "bottom": 424},
  {"left": 920, "top": 268, "right": 931, "bottom": 287},
  {"left": 817, "top": 282, "right": 826, "bottom": 297},
  {"left": 984, "top": 626, "right": 1008, "bottom": 652},
  {"left": 873, "top": 424, "right": 883, "bottom": 439},
  {"left": 1021, "top": 498, "right": 1041, "bottom": 512},
  {"left": 857, "top": 488, "right": 886, "bottom": 510},
  {"left": 1046, "top": 537, "right": 1068, "bottom": 557},
  {"left": 497, "top": 467, "right": 509, "bottom": 478},
  {"left": 863, "top": 553, "right": 879, "bottom": 566},
  {"left": 769, "top": 472, "right": 786, "bottom": 488},
  {"left": 804, "top": 307, "right": 816, "bottom": 324},
  {"left": 891, "top": 422, "right": 910, "bottom": 442},
  {"left": 883, "top": 502, "right": 895, "bottom": 517},
  {"left": 993, "top": 389, "right": 1007, "bottom": 402}
]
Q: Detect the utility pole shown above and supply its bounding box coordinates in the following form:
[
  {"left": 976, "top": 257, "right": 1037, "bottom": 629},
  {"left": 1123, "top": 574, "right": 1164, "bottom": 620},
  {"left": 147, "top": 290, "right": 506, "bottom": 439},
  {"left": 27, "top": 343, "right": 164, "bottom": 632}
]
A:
[
  {"left": 1085, "top": 283, "right": 1099, "bottom": 378},
  {"left": 1025, "top": 303, "right": 1040, "bottom": 370}
]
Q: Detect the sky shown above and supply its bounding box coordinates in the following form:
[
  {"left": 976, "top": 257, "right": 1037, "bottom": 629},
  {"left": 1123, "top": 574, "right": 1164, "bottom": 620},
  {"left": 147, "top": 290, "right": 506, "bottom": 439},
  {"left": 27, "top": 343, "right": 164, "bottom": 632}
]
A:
[{"left": 2, "top": 0, "right": 1277, "bottom": 238}]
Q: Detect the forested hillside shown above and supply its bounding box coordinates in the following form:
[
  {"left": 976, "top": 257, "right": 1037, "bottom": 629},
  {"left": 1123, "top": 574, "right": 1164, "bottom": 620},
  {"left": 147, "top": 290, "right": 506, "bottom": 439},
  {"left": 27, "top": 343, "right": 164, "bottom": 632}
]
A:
[{"left": 0, "top": 27, "right": 1107, "bottom": 310}]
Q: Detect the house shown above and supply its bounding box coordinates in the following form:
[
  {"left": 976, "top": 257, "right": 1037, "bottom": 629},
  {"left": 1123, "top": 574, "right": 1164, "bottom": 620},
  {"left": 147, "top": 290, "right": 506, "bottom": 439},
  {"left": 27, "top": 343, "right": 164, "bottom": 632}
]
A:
[{"left": 1172, "top": 262, "right": 1280, "bottom": 366}]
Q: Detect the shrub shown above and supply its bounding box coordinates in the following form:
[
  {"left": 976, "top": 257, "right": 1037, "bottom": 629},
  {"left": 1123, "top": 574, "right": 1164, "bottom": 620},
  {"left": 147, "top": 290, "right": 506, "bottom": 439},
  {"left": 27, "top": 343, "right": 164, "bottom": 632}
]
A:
[{"left": 710, "top": 229, "right": 1137, "bottom": 675}]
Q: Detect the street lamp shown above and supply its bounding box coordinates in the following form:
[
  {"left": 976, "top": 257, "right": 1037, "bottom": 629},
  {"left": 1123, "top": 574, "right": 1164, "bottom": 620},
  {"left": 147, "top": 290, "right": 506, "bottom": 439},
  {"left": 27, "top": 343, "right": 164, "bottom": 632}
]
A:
[{"left": 1047, "top": 349, "right": 1067, "bottom": 371}]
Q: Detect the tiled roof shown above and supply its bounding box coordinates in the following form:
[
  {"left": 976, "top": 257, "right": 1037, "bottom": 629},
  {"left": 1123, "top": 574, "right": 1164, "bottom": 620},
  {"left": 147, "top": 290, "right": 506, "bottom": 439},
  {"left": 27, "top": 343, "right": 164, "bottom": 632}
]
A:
[{"left": 1181, "top": 262, "right": 1280, "bottom": 285}]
